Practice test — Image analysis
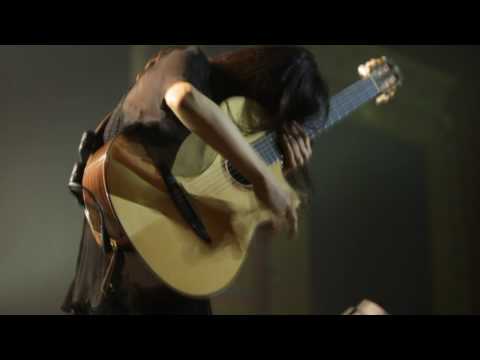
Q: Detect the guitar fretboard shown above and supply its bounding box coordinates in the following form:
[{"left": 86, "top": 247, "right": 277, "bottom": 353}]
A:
[{"left": 251, "top": 78, "right": 380, "bottom": 166}]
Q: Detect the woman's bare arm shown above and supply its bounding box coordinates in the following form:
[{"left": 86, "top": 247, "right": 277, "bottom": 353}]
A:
[
  {"left": 165, "top": 81, "right": 299, "bottom": 236},
  {"left": 165, "top": 81, "right": 270, "bottom": 185}
]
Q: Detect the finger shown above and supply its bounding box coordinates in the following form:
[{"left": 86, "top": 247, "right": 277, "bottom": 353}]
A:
[
  {"left": 295, "top": 125, "right": 313, "bottom": 160},
  {"left": 282, "top": 134, "right": 298, "bottom": 172},
  {"left": 290, "top": 123, "right": 310, "bottom": 165},
  {"left": 294, "top": 134, "right": 311, "bottom": 163},
  {"left": 284, "top": 123, "right": 298, "bottom": 140},
  {"left": 293, "top": 122, "right": 309, "bottom": 142},
  {"left": 293, "top": 210, "right": 298, "bottom": 237},
  {"left": 280, "top": 134, "right": 291, "bottom": 171},
  {"left": 286, "top": 207, "right": 299, "bottom": 239},
  {"left": 289, "top": 135, "right": 305, "bottom": 168},
  {"left": 306, "top": 136, "right": 313, "bottom": 156},
  {"left": 284, "top": 127, "right": 304, "bottom": 168},
  {"left": 294, "top": 122, "right": 312, "bottom": 154},
  {"left": 303, "top": 140, "right": 312, "bottom": 161},
  {"left": 270, "top": 215, "right": 284, "bottom": 234}
]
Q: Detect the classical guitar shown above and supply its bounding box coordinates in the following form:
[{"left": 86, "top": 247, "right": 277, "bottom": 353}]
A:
[{"left": 82, "top": 57, "right": 403, "bottom": 298}]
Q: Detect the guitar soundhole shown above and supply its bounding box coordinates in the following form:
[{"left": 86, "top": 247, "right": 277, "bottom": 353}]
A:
[{"left": 225, "top": 161, "right": 252, "bottom": 188}]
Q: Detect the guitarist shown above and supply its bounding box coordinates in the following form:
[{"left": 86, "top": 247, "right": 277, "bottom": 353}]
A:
[{"left": 63, "top": 46, "right": 330, "bottom": 315}]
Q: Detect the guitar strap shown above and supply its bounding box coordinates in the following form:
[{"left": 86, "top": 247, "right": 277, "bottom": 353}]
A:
[
  {"left": 68, "top": 110, "right": 128, "bottom": 301},
  {"left": 68, "top": 111, "right": 112, "bottom": 206}
]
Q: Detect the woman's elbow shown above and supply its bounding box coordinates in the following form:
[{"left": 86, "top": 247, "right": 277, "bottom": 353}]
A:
[{"left": 165, "top": 81, "right": 195, "bottom": 112}]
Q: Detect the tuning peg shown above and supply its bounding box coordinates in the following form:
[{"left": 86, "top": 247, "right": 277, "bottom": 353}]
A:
[
  {"left": 366, "top": 59, "right": 379, "bottom": 70},
  {"left": 359, "top": 58, "right": 382, "bottom": 77},
  {"left": 358, "top": 64, "right": 370, "bottom": 79},
  {"left": 376, "top": 93, "right": 390, "bottom": 105},
  {"left": 376, "top": 88, "right": 397, "bottom": 105}
]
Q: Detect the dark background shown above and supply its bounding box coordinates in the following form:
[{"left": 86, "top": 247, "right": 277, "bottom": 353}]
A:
[{"left": 0, "top": 45, "right": 478, "bottom": 315}]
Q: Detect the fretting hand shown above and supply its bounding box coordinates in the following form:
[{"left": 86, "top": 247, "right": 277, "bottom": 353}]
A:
[{"left": 280, "top": 121, "right": 313, "bottom": 175}]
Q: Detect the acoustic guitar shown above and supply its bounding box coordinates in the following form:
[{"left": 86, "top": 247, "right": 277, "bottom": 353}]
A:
[{"left": 82, "top": 57, "right": 403, "bottom": 298}]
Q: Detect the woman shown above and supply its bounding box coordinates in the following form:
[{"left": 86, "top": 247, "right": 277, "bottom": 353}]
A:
[{"left": 63, "top": 46, "right": 330, "bottom": 315}]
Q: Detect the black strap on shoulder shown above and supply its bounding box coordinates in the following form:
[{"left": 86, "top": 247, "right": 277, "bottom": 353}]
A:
[
  {"left": 68, "top": 112, "right": 115, "bottom": 256},
  {"left": 68, "top": 112, "right": 113, "bottom": 206}
]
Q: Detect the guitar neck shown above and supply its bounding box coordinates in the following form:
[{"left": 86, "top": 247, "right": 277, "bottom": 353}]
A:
[
  {"left": 312, "top": 78, "right": 379, "bottom": 133},
  {"left": 252, "top": 78, "right": 380, "bottom": 165}
]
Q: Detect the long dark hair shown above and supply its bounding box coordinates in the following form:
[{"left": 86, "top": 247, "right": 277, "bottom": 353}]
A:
[{"left": 209, "top": 46, "right": 330, "bottom": 132}]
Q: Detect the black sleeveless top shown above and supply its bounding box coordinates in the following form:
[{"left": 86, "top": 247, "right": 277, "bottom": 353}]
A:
[{"left": 62, "top": 47, "right": 214, "bottom": 315}]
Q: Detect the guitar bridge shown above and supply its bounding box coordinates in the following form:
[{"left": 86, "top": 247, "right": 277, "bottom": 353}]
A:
[{"left": 159, "top": 165, "right": 212, "bottom": 245}]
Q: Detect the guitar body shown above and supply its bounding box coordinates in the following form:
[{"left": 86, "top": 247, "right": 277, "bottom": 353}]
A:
[{"left": 82, "top": 99, "right": 295, "bottom": 299}]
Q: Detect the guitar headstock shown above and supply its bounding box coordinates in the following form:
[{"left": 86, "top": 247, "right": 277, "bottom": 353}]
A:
[{"left": 358, "top": 57, "right": 403, "bottom": 105}]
